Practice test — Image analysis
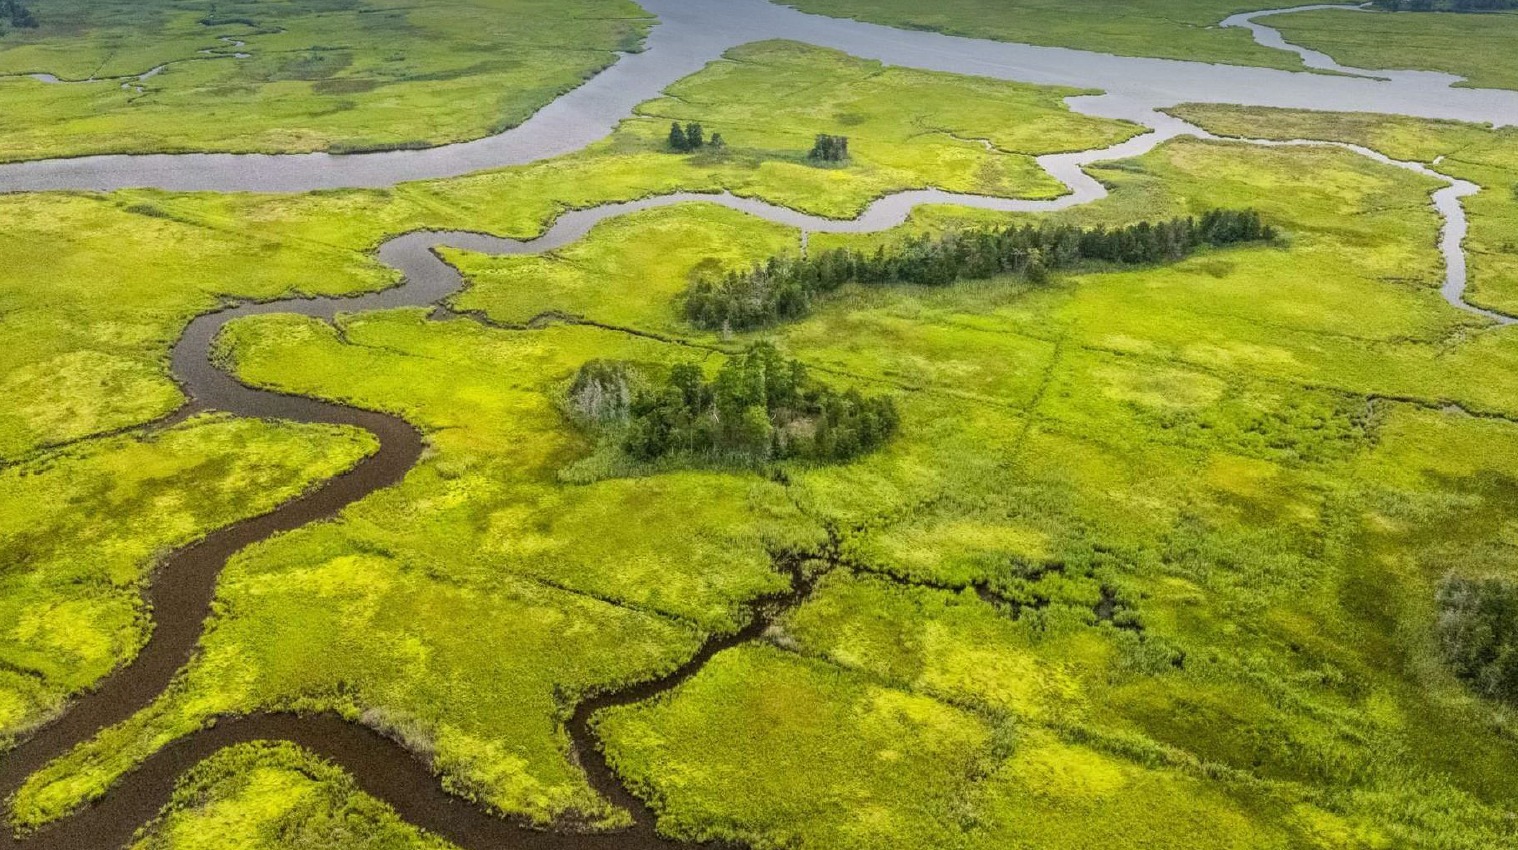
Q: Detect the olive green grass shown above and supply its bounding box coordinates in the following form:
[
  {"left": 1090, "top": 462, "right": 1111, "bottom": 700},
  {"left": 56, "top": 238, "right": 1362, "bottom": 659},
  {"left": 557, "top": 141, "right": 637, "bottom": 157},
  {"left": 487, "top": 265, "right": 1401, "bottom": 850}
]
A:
[{"left": 0, "top": 0, "right": 650, "bottom": 161}]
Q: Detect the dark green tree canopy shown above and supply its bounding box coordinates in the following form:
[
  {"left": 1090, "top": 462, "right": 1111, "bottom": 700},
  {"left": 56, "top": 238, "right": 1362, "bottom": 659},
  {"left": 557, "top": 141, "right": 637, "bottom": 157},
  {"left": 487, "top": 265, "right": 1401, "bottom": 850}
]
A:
[
  {"left": 580, "top": 342, "right": 898, "bottom": 464},
  {"left": 1, "top": 0, "right": 37, "bottom": 29},
  {"left": 1437, "top": 573, "right": 1518, "bottom": 705},
  {"left": 809, "top": 134, "right": 849, "bottom": 162},
  {"left": 684, "top": 209, "right": 1275, "bottom": 331}
]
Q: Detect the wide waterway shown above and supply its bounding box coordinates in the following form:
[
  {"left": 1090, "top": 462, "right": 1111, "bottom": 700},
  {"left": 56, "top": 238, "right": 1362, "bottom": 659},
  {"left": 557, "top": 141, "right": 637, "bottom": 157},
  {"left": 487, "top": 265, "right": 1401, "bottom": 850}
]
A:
[{"left": 0, "top": 0, "right": 1514, "bottom": 193}]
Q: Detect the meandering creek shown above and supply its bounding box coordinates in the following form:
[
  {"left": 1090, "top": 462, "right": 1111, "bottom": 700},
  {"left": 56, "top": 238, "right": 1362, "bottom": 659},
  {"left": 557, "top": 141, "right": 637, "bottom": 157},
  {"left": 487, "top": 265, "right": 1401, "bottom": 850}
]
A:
[{"left": 3, "top": 1, "right": 1517, "bottom": 848}]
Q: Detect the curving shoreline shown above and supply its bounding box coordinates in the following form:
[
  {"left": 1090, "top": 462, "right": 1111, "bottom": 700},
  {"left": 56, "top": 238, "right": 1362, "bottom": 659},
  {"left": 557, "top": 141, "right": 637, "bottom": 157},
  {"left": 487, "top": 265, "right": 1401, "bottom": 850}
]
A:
[
  {"left": 0, "top": 0, "right": 1515, "bottom": 193},
  {"left": 4, "top": 1, "right": 1518, "bottom": 848}
]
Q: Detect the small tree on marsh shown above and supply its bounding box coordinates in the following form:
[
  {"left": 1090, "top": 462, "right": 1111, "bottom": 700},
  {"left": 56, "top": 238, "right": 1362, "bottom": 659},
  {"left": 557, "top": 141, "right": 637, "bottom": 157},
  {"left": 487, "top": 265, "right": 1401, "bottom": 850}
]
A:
[
  {"left": 1437, "top": 572, "right": 1518, "bottom": 705},
  {"left": 568, "top": 360, "right": 632, "bottom": 425}
]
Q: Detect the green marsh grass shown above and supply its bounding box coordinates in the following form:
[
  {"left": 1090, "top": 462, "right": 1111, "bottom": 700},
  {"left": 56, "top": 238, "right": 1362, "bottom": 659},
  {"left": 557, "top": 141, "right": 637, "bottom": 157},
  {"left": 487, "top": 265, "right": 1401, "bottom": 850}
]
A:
[{"left": 0, "top": 0, "right": 650, "bottom": 161}]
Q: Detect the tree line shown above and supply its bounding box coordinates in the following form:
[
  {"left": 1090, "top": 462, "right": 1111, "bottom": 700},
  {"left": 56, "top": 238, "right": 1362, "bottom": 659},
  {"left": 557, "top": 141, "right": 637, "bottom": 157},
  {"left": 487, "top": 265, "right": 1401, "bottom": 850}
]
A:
[
  {"left": 1, "top": 0, "right": 37, "bottom": 29},
  {"left": 684, "top": 208, "right": 1276, "bottom": 331},
  {"left": 569, "top": 342, "right": 898, "bottom": 464},
  {"left": 668, "top": 122, "right": 724, "bottom": 152}
]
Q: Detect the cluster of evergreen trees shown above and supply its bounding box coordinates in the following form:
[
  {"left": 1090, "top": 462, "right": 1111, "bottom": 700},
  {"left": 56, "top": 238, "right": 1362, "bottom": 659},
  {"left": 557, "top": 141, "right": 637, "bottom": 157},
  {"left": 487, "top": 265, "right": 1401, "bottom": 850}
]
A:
[
  {"left": 570, "top": 343, "right": 897, "bottom": 463},
  {"left": 809, "top": 134, "right": 849, "bottom": 162},
  {"left": 684, "top": 208, "right": 1275, "bottom": 331},
  {"left": 1437, "top": 573, "right": 1518, "bottom": 705},
  {"left": 668, "top": 122, "right": 723, "bottom": 152},
  {"left": 1, "top": 0, "right": 37, "bottom": 29}
]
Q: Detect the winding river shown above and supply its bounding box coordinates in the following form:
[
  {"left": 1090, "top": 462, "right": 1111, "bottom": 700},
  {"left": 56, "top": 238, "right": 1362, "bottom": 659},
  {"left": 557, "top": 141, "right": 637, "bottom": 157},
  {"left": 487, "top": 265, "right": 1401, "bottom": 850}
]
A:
[{"left": 4, "top": 1, "right": 1518, "bottom": 848}]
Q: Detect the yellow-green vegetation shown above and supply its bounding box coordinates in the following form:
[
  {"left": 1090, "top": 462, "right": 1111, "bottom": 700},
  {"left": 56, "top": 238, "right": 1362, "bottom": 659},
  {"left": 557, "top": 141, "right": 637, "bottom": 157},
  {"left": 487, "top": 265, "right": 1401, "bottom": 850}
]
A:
[
  {"left": 0, "top": 0, "right": 649, "bottom": 161},
  {"left": 8, "top": 314, "right": 823, "bottom": 830},
  {"left": 0, "top": 41, "right": 1135, "bottom": 461},
  {"left": 15, "top": 35, "right": 1518, "bottom": 850},
  {"left": 597, "top": 644, "right": 1003, "bottom": 848},
  {"left": 576, "top": 139, "right": 1518, "bottom": 846},
  {"left": 1271, "top": 7, "right": 1518, "bottom": 91},
  {"left": 0, "top": 414, "right": 375, "bottom": 747},
  {"left": 1170, "top": 103, "right": 1518, "bottom": 313},
  {"left": 131, "top": 742, "right": 447, "bottom": 850},
  {"left": 632, "top": 41, "right": 1125, "bottom": 198},
  {"left": 26, "top": 133, "right": 1518, "bottom": 848},
  {"left": 783, "top": 0, "right": 1308, "bottom": 69}
]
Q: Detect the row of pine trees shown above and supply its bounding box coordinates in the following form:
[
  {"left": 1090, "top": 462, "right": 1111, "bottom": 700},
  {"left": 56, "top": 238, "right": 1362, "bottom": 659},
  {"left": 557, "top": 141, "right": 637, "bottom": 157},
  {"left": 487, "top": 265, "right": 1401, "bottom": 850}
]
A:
[
  {"left": 668, "top": 122, "right": 724, "bottom": 152},
  {"left": 684, "top": 209, "right": 1275, "bottom": 331}
]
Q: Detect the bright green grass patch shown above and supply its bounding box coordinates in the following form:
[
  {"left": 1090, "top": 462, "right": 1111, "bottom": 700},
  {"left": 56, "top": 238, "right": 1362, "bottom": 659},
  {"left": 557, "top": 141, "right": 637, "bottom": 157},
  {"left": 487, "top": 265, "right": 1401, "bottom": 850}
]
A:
[
  {"left": 1271, "top": 7, "right": 1518, "bottom": 91},
  {"left": 960, "top": 727, "right": 1301, "bottom": 850},
  {"left": 597, "top": 643, "right": 1001, "bottom": 849},
  {"left": 0, "top": 0, "right": 649, "bottom": 161},
  {"left": 0, "top": 41, "right": 1139, "bottom": 461},
  {"left": 131, "top": 742, "right": 449, "bottom": 850},
  {"left": 632, "top": 40, "right": 1127, "bottom": 199},
  {"left": 0, "top": 413, "right": 375, "bottom": 747},
  {"left": 9, "top": 314, "right": 826, "bottom": 830},
  {"left": 778, "top": 571, "right": 1092, "bottom": 724},
  {"left": 1169, "top": 103, "right": 1518, "bottom": 315},
  {"left": 446, "top": 204, "right": 799, "bottom": 331}
]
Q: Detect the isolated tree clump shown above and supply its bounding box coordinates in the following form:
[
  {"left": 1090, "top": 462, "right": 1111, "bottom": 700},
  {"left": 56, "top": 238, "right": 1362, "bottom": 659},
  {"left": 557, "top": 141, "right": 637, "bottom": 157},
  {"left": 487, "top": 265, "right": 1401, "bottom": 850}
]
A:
[
  {"left": 684, "top": 208, "right": 1276, "bottom": 331},
  {"left": 1, "top": 0, "right": 38, "bottom": 29},
  {"left": 668, "top": 122, "right": 712, "bottom": 152},
  {"left": 568, "top": 360, "right": 633, "bottom": 425},
  {"left": 809, "top": 134, "right": 849, "bottom": 162},
  {"left": 595, "top": 342, "right": 897, "bottom": 464},
  {"left": 1437, "top": 573, "right": 1518, "bottom": 705}
]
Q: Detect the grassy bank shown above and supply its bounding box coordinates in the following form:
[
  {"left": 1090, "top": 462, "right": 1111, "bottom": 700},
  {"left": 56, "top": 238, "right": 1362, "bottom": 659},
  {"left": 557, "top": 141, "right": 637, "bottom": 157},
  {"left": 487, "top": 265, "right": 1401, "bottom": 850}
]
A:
[
  {"left": 1271, "top": 7, "right": 1518, "bottom": 90},
  {"left": 130, "top": 742, "right": 448, "bottom": 850},
  {"left": 781, "top": 0, "right": 1306, "bottom": 69},
  {"left": 0, "top": 415, "right": 375, "bottom": 747},
  {"left": 1170, "top": 103, "right": 1518, "bottom": 313},
  {"left": 0, "top": 0, "right": 649, "bottom": 161}
]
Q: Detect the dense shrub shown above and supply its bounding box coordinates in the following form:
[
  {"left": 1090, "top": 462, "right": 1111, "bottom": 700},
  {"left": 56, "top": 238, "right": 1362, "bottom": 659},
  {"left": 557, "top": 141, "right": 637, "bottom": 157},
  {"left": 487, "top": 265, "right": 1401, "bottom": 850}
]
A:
[
  {"left": 684, "top": 209, "right": 1275, "bottom": 331},
  {"left": 573, "top": 342, "right": 897, "bottom": 464},
  {"left": 567, "top": 360, "right": 632, "bottom": 425},
  {"left": 1, "top": 0, "right": 37, "bottom": 28},
  {"left": 809, "top": 134, "right": 849, "bottom": 162},
  {"left": 668, "top": 122, "right": 709, "bottom": 152},
  {"left": 1436, "top": 573, "right": 1518, "bottom": 705}
]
